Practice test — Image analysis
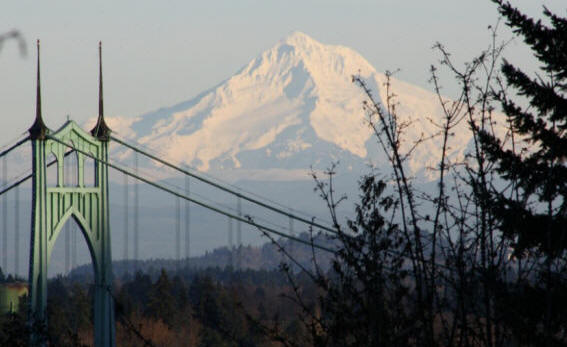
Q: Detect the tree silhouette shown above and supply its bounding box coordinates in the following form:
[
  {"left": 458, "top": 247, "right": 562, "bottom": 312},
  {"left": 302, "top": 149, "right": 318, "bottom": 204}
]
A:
[
  {"left": 481, "top": 0, "right": 567, "bottom": 257},
  {"left": 251, "top": 2, "right": 567, "bottom": 346},
  {"left": 145, "top": 269, "right": 176, "bottom": 327},
  {"left": 477, "top": 1, "right": 567, "bottom": 345}
]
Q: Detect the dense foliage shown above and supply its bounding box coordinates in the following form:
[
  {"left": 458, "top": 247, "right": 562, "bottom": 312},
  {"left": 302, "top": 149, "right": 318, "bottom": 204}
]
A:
[
  {"left": 480, "top": 0, "right": 567, "bottom": 257},
  {"left": 1, "top": 266, "right": 321, "bottom": 346}
]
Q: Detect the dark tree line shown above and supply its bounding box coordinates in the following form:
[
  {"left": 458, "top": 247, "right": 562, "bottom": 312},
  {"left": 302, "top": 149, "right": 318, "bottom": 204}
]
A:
[{"left": 1, "top": 266, "right": 316, "bottom": 346}]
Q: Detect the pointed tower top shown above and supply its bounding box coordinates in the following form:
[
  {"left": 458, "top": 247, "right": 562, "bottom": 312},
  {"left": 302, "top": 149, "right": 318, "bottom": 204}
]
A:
[
  {"left": 91, "top": 41, "right": 111, "bottom": 141},
  {"left": 29, "top": 39, "right": 48, "bottom": 140}
]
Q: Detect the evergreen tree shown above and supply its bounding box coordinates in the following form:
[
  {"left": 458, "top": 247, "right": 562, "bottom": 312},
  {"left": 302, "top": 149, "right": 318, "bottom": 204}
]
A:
[
  {"left": 0, "top": 312, "right": 28, "bottom": 347},
  {"left": 480, "top": 1, "right": 567, "bottom": 256},
  {"left": 479, "top": 2, "right": 567, "bottom": 345},
  {"left": 145, "top": 269, "right": 176, "bottom": 326}
]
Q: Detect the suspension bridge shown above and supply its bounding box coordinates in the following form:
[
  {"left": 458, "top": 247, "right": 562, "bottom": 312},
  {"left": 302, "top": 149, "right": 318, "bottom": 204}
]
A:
[{"left": 0, "top": 41, "right": 337, "bottom": 346}]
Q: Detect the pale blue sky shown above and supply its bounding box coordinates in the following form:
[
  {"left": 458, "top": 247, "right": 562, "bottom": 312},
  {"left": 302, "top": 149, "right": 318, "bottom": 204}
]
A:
[{"left": 1, "top": 0, "right": 564, "bottom": 141}]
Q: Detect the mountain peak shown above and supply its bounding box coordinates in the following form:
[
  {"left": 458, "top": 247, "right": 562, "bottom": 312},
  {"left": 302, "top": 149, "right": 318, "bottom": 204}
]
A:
[
  {"left": 281, "top": 31, "right": 318, "bottom": 47},
  {"left": 267, "top": 31, "right": 375, "bottom": 80},
  {"left": 107, "top": 33, "right": 468, "bottom": 180}
]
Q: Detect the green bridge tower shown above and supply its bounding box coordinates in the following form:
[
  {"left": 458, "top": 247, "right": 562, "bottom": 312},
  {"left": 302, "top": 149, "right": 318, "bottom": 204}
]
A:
[{"left": 28, "top": 40, "right": 116, "bottom": 347}]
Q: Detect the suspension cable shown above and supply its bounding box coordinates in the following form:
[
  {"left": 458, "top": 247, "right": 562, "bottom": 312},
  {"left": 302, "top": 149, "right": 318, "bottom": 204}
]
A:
[
  {"left": 48, "top": 135, "right": 336, "bottom": 254},
  {"left": 110, "top": 134, "right": 323, "bottom": 222},
  {"left": 0, "top": 148, "right": 75, "bottom": 197},
  {"left": 111, "top": 151, "right": 326, "bottom": 239},
  {"left": 111, "top": 154, "right": 299, "bottom": 234},
  {"left": 0, "top": 173, "right": 30, "bottom": 197},
  {"left": 112, "top": 154, "right": 334, "bottom": 250},
  {"left": 113, "top": 152, "right": 291, "bottom": 234},
  {"left": 110, "top": 135, "right": 337, "bottom": 234},
  {"left": 0, "top": 135, "right": 29, "bottom": 159},
  {"left": 9, "top": 135, "right": 457, "bottom": 273},
  {"left": 2, "top": 156, "right": 6, "bottom": 271},
  {"left": 184, "top": 176, "right": 190, "bottom": 267}
]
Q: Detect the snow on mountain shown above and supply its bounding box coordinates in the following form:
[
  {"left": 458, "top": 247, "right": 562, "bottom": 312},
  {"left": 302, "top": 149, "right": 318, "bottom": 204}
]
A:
[{"left": 103, "top": 31, "right": 473, "bottom": 181}]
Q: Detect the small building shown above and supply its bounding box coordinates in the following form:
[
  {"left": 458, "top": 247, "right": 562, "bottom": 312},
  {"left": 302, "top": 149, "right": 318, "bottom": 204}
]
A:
[{"left": 0, "top": 282, "right": 28, "bottom": 314}]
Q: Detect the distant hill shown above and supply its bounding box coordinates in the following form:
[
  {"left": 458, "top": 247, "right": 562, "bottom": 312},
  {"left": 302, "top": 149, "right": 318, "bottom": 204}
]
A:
[{"left": 70, "top": 232, "right": 335, "bottom": 281}]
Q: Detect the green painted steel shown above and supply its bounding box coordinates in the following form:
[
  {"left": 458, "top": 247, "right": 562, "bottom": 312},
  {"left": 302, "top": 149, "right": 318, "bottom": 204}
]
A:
[
  {"left": 28, "top": 40, "right": 116, "bottom": 347},
  {"left": 29, "top": 121, "right": 116, "bottom": 347}
]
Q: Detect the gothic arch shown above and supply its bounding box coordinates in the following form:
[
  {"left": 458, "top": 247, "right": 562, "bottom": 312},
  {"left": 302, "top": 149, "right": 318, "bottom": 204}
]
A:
[{"left": 47, "top": 208, "right": 100, "bottom": 277}]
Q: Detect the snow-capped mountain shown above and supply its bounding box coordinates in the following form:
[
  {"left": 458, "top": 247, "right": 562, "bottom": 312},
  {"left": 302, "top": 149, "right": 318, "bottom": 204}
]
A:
[
  {"left": 104, "top": 31, "right": 472, "bottom": 181},
  {"left": 1, "top": 32, "right": 500, "bottom": 276}
]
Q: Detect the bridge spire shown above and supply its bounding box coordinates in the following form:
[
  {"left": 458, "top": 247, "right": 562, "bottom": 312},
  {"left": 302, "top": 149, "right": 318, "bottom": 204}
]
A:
[
  {"left": 28, "top": 39, "right": 48, "bottom": 140},
  {"left": 91, "top": 41, "right": 111, "bottom": 141}
]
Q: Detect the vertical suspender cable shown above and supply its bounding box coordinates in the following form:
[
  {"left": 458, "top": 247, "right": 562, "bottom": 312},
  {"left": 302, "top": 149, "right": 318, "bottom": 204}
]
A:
[
  {"left": 71, "top": 153, "right": 77, "bottom": 272},
  {"left": 14, "top": 184, "right": 19, "bottom": 277},
  {"left": 288, "top": 208, "right": 294, "bottom": 263},
  {"left": 184, "top": 176, "right": 190, "bottom": 268},
  {"left": 124, "top": 174, "right": 129, "bottom": 262},
  {"left": 72, "top": 217, "right": 77, "bottom": 272},
  {"left": 134, "top": 152, "right": 139, "bottom": 270},
  {"left": 65, "top": 212, "right": 70, "bottom": 273},
  {"left": 49, "top": 134, "right": 337, "bottom": 254},
  {"left": 236, "top": 195, "right": 242, "bottom": 271},
  {"left": 289, "top": 208, "right": 294, "bottom": 237},
  {"left": 228, "top": 216, "right": 233, "bottom": 269},
  {"left": 65, "top": 156, "right": 70, "bottom": 274},
  {"left": 2, "top": 156, "right": 7, "bottom": 272},
  {"left": 110, "top": 135, "right": 336, "bottom": 234},
  {"left": 176, "top": 195, "right": 180, "bottom": 271}
]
